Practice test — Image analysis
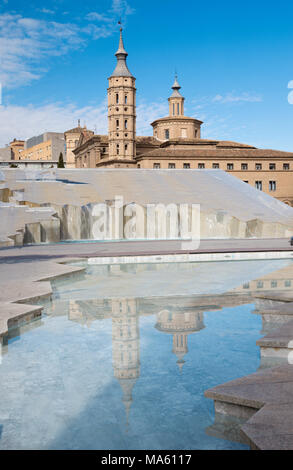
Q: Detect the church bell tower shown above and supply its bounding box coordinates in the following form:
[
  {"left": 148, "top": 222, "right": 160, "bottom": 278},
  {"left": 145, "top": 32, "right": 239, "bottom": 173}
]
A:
[
  {"left": 108, "top": 27, "right": 136, "bottom": 165},
  {"left": 168, "top": 75, "right": 185, "bottom": 117}
]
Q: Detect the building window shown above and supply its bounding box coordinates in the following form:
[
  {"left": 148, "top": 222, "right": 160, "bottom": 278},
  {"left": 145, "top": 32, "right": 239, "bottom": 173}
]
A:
[
  {"left": 116, "top": 119, "right": 119, "bottom": 130},
  {"left": 255, "top": 163, "right": 262, "bottom": 170},
  {"left": 116, "top": 93, "right": 119, "bottom": 104},
  {"left": 212, "top": 163, "right": 219, "bottom": 169},
  {"left": 137, "top": 164, "right": 141, "bottom": 168},
  {"left": 243, "top": 282, "right": 250, "bottom": 289},
  {"left": 271, "top": 281, "right": 277, "bottom": 288},
  {"left": 269, "top": 180, "right": 276, "bottom": 191},
  {"left": 198, "top": 163, "right": 205, "bottom": 169},
  {"left": 255, "top": 181, "right": 262, "bottom": 190},
  {"left": 153, "top": 163, "right": 160, "bottom": 169},
  {"left": 173, "top": 104, "right": 175, "bottom": 116},
  {"left": 283, "top": 163, "right": 290, "bottom": 170},
  {"left": 241, "top": 163, "right": 248, "bottom": 170},
  {"left": 227, "top": 163, "right": 234, "bottom": 170},
  {"left": 125, "top": 144, "right": 128, "bottom": 151},
  {"left": 125, "top": 95, "right": 128, "bottom": 104},
  {"left": 125, "top": 120, "right": 128, "bottom": 129},
  {"left": 177, "top": 103, "right": 180, "bottom": 115},
  {"left": 269, "top": 163, "right": 276, "bottom": 170},
  {"left": 165, "top": 129, "right": 170, "bottom": 140},
  {"left": 168, "top": 163, "right": 175, "bottom": 168},
  {"left": 257, "top": 281, "right": 264, "bottom": 288},
  {"left": 183, "top": 163, "right": 190, "bottom": 169},
  {"left": 116, "top": 144, "right": 119, "bottom": 155},
  {"left": 195, "top": 130, "right": 198, "bottom": 138},
  {"left": 285, "top": 280, "right": 291, "bottom": 287}
]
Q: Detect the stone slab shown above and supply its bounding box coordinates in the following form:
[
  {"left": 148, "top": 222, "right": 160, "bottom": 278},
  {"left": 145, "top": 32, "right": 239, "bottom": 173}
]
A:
[
  {"left": 0, "top": 302, "right": 43, "bottom": 338},
  {"left": 256, "top": 320, "right": 293, "bottom": 348},
  {"left": 205, "top": 365, "right": 293, "bottom": 407},
  {"left": 1, "top": 238, "right": 293, "bottom": 262},
  {"left": 254, "top": 292, "right": 293, "bottom": 302},
  {"left": 253, "top": 301, "right": 293, "bottom": 315},
  {"left": 205, "top": 364, "right": 293, "bottom": 449},
  {"left": 0, "top": 255, "right": 86, "bottom": 342},
  {"left": 242, "top": 403, "right": 293, "bottom": 450}
]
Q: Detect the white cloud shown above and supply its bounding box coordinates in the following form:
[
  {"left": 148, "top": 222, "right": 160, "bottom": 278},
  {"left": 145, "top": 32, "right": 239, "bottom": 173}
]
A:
[
  {"left": 111, "top": 0, "right": 135, "bottom": 16},
  {"left": 85, "top": 12, "right": 112, "bottom": 23},
  {"left": 0, "top": 97, "right": 165, "bottom": 147},
  {"left": 0, "top": 87, "right": 262, "bottom": 147},
  {"left": 136, "top": 99, "right": 168, "bottom": 134},
  {"left": 0, "top": 1, "right": 134, "bottom": 89},
  {"left": 212, "top": 92, "right": 262, "bottom": 104},
  {"left": 0, "top": 13, "right": 84, "bottom": 88},
  {"left": 0, "top": 101, "right": 106, "bottom": 146},
  {"left": 188, "top": 92, "right": 263, "bottom": 142},
  {"left": 38, "top": 8, "right": 56, "bottom": 15}
]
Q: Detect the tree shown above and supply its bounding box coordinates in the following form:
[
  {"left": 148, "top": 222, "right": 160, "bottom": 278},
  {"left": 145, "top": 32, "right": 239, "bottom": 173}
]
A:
[{"left": 57, "top": 152, "right": 65, "bottom": 168}]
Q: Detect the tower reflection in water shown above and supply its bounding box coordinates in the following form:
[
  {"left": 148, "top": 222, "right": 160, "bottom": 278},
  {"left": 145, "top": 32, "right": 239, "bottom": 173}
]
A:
[
  {"left": 68, "top": 295, "right": 206, "bottom": 422},
  {"left": 155, "top": 309, "right": 204, "bottom": 372},
  {"left": 2, "top": 258, "right": 293, "bottom": 449},
  {"left": 63, "top": 257, "right": 293, "bottom": 446},
  {"left": 111, "top": 298, "right": 140, "bottom": 425}
]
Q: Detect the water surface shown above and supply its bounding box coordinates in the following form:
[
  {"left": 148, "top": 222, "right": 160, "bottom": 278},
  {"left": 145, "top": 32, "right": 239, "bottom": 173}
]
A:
[{"left": 1, "top": 258, "right": 292, "bottom": 450}]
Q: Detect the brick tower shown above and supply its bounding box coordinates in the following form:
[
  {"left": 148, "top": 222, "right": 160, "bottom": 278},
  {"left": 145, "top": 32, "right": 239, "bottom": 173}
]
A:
[{"left": 108, "top": 28, "right": 136, "bottom": 166}]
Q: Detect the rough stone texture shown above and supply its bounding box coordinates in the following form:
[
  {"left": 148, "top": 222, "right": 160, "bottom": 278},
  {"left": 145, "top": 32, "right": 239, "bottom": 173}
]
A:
[
  {"left": 214, "top": 400, "right": 257, "bottom": 420},
  {"left": 0, "top": 257, "right": 86, "bottom": 339},
  {"left": 0, "top": 202, "right": 60, "bottom": 247},
  {"left": 24, "top": 222, "right": 41, "bottom": 244},
  {"left": 242, "top": 403, "right": 293, "bottom": 450},
  {"left": 205, "top": 410, "right": 251, "bottom": 446},
  {"left": 205, "top": 364, "right": 293, "bottom": 449},
  {"left": 257, "top": 320, "right": 293, "bottom": 349},
  {"left": 0, "top": 303, "right": 43, "bottom": 339},
  {"left": 2, "top": 169, "right": 293, "bottom": 242}
]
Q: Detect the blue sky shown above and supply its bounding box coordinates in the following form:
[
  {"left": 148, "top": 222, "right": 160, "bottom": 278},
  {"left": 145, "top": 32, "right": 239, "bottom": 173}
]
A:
[{"left": 0, "top": 0, "right": 293, "bottom": 150}]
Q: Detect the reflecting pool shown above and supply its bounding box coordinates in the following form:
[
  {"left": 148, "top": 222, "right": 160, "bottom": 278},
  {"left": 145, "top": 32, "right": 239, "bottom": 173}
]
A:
[{"left": 1, "top": 258, "right": 293, "bottom": 450}]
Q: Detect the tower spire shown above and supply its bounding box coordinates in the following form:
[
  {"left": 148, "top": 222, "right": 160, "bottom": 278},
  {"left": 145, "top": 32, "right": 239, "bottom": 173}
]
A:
[
  {"left": 171, "top": 74, "right": 182, "bottom": 97},
  {"left": 168, "top": 73, "right": 185, "bottom": 116},
  {"left": 111, "top": 25, "right": 133, "bottom": 77}
]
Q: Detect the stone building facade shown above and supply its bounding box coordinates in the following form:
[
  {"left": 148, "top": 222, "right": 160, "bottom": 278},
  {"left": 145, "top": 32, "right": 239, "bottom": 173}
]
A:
[
  {"left": 10, "top": 139, "right": 25, "bottom": 160},
  {"left": 16, "top": 132, "right": 65, "bottom": 162},
  {"left": 0, "top": 139, "right": 25, "bottom": 163},
  {"left": 64, "top": 121, "right": 85, "bottom": 168},
  {"left": 70, "top": 28, "right": 293, "bottom": 205}
]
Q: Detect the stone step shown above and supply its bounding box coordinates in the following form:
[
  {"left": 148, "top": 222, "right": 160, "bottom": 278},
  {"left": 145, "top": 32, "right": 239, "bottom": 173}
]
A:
[{"left": 205, "top": 364, "right": 293, "bottom": 449}]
